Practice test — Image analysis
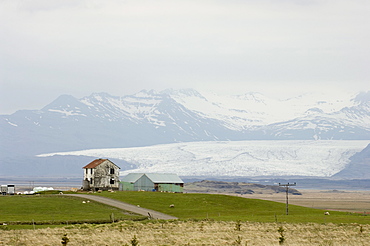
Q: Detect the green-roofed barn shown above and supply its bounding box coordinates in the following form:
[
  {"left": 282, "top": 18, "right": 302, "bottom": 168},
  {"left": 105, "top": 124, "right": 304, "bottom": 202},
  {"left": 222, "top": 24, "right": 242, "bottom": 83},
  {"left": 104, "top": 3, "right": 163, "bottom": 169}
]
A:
[{"left": 120, "top": 173, "right": 184, "bottom": 193}]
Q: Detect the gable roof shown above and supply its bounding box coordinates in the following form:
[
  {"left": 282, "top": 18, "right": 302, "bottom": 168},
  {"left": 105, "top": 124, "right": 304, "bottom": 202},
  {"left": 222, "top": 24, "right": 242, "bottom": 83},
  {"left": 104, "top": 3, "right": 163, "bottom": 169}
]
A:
[
  {"left": 83, "top": 159, "right": 120, "bottom": 169},
  {"left": 121, "top": 173, "right": 184, "bottom": 184},
  {"left": 120, "top": 173, "right": 144, "bottom": 183},
  {"left": 146, "top": 173, "right": 184, "bottom": 183}
]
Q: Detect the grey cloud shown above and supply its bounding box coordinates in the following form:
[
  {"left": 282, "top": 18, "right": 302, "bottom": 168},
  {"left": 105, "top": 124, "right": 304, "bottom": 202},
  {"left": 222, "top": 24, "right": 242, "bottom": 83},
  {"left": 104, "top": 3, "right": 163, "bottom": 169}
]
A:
[{"left": 0, "top": 0, "right": 369, "bottom": 114}]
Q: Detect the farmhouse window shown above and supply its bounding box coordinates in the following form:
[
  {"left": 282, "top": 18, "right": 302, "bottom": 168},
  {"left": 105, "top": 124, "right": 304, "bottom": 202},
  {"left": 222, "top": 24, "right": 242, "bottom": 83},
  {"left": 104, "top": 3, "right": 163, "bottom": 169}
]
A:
[
  {"left": 110, "top": 168, "right": 115, "bottom": 174},
  {"left": 90, "top": 179, "right": 93, "bottom": 184},
  {"left": 90, "top": 168, "right": 93, "bottom": 174},
  {"left": 110, "top": 178, "right": 115, "bottom": 184}
]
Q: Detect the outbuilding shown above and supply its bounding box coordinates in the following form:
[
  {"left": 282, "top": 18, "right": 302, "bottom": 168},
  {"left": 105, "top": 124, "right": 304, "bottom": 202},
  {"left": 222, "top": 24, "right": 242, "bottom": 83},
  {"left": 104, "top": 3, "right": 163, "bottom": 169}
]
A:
[
  {"left": 1, "top": 185, "right": 7, "bottom": 195},
  {"left": 120, "top": 173, "right": 184, "bottom": 193},
  {"left": 1, "top": 185, "right": 15, "bottom": 195},
  {"left": 82, "top": 159, "right": 120, "bottom": 191}
]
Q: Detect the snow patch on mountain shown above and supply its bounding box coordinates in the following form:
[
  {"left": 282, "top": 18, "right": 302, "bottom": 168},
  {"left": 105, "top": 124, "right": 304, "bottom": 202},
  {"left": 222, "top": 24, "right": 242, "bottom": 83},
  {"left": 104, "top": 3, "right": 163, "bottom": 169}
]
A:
[
  {"left": 48, "top": 109, "right": 86, "bottom": 117},
  {"left": 38, "top": 140, "right": 369, "bottom": 177},
  {"left": 167, "top": 89, "right": 360, "bottom": 130}
]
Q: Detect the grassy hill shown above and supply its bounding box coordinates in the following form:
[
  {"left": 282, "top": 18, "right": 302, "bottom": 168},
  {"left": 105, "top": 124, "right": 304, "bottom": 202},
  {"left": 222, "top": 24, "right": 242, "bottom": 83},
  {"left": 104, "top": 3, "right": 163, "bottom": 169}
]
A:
[
  {"left": 95, "top": 191, "right": 370, "bottom": 224},
  {"left": 1, "top": 192, "right": 369, "bottom": 245},
  {"left": 1, "top": 191, "right": 369, "bottom": 227},
  {"left": 184, "top": 180, "right": 302, "bottom": 194},
  {"left": 0, "top": 195, "right": 144, "bottom": 226}
]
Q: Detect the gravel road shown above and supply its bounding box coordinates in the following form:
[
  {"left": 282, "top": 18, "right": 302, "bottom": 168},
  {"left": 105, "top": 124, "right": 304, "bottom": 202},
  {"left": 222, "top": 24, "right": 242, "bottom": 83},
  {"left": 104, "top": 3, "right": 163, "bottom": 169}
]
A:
[{"left": 65, "top": 194, "right": 178, "bottom": 220}]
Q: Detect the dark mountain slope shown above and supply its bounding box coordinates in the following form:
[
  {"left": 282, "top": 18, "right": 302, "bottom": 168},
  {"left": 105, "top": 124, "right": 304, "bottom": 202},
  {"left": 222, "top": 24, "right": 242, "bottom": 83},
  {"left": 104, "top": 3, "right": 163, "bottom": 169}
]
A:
[{"left": 333, "top": 143, "right": 370, "bottom": 179}]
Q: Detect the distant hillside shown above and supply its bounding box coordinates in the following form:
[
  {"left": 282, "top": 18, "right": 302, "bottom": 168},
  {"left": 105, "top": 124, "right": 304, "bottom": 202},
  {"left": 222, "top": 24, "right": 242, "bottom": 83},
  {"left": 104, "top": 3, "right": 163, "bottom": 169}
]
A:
[
  {"left": 184, "top": 180, "right": 302, "bottom": 195},
  {"left": 333, "top": 143, "right": 370, "bottom": 179}
]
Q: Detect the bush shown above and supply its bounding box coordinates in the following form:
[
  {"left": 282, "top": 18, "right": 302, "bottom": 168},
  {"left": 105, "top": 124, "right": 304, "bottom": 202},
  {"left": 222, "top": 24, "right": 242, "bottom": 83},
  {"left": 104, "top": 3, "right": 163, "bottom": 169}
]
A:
[
  {"left": 131, "top": 235, "right": 139, "bottom": 246},
  {"left": 278, "top": 226, "right": 285, "bottom": 245},
  {"left": 61, "top": 234, "right": 69, "bottom": 245}
]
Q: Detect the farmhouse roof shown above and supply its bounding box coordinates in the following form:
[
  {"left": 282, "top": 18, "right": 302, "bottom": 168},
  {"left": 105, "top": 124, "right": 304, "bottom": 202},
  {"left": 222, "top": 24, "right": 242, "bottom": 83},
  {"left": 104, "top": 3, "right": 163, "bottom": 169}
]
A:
[
  {"left": 83, "top": 159, "right": 120, "bottom": 169},
  {"left": 121, "top": 173, "right": 184, "bottom": 184}
]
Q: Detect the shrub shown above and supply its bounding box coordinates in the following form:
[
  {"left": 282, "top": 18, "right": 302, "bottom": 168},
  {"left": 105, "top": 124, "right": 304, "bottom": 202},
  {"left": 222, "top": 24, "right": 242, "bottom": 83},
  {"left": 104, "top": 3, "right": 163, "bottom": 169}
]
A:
[
  {"left": 234, "top": 235, "right": 242, "bottom": 245},
  {"left": 235, "top": 220, "right": 241, "bottom": 231},
  {"left": 277, "top": 226, "right": 285, "bottom": 245},
  {"left": 61, "top": 234, "right": 69, "bottom": 245},
  {"left": 131, "top": 235, "right": 139, "bottom": 246}
]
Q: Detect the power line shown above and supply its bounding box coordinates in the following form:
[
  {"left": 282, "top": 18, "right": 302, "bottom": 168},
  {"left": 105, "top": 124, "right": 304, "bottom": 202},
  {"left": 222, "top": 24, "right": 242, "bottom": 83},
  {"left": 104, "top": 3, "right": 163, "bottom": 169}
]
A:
[{"left": 279, "top": 182, "right": 296, "bottom": 215}]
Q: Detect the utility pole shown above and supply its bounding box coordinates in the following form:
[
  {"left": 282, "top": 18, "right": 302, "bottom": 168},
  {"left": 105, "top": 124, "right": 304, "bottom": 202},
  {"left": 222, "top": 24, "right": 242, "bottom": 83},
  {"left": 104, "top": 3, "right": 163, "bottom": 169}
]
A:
[{"left": 279, "top": 182, "right": 296, "bottom": 215}]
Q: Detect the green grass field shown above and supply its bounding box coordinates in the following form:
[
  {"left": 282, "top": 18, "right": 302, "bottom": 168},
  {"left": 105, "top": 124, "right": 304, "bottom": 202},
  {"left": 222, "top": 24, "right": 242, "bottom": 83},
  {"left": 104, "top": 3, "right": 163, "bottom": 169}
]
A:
[
  {"left": 0, "top": 195, "right": 143, "bottom": 225},
  {"left": 1, "top": 191, "right": 369, "bottom": 228},
  {"left": 1, "top": 192, "right": 369, "bottom": 245},
  {"left": 95, "top": 191, "right": 370, "bottom": 224}
]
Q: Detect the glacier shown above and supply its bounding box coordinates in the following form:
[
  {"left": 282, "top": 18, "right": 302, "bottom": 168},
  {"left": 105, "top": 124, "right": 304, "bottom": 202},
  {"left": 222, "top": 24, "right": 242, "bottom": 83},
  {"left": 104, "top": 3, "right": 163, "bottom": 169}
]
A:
[
  {"left": 2, "top": 89, "right": 369, "bottom": 177},
  {"left": 38, "top": 140, "right": 369, "bottom": 177}
]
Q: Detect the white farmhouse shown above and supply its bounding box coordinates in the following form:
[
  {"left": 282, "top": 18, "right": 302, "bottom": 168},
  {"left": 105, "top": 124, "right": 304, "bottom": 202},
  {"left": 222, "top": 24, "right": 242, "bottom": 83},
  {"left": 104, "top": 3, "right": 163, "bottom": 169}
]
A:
[{"left": 82, "top": 159, "right": 120, "bottom": 191}]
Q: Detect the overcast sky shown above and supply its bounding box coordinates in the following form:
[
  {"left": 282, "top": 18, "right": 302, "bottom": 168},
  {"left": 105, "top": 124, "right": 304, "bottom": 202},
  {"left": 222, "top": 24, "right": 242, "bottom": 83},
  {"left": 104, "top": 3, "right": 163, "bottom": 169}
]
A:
[{"left": 1, "top": 0, "right": 369, "bottom": 114}]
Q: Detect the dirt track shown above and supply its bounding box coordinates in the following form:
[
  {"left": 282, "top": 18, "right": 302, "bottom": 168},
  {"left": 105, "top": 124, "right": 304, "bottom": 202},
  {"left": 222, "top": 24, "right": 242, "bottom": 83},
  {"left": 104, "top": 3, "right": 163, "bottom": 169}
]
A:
[
  {"left": 241, "top": 189, "right": 370, "bottom": 213},
  {"left": 65, "top": 194, "right": 178, "bottom": 220}
]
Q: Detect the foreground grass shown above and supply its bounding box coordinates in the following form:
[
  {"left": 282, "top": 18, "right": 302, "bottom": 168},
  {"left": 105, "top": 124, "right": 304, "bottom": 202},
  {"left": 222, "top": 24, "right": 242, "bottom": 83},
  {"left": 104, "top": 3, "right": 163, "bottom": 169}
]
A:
[
  {"left": 0, "top": 195, "right": 144, "bottom": 225},
  {"left": 1, "top": 192, "right": 369, "bottom": 245},
  {"left": 95, "top": 191, "right": 370, "bottom": 224},
  {"left": 1, "top": 192, "right": 368, "bottom": 226},
  {"left": 1, "top": 220, "right": 369, "bottom": 245}
]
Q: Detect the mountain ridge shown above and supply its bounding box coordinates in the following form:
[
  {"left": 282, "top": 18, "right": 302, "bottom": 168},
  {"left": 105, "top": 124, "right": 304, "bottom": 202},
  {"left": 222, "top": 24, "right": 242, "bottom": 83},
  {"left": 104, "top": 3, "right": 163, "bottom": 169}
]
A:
[{"left": 1, "top": 89, "right": 369, "bottom": 177}]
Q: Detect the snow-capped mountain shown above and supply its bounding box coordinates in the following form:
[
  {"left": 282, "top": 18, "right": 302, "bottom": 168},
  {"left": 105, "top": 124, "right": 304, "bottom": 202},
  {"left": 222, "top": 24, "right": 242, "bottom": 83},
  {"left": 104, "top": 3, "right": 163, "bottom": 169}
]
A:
[
  {"left": 0, "top": 89, "right": 369, "bottom": 177},
  {"left": 168, "top": 89, "right": 370, "bottom": 138}
]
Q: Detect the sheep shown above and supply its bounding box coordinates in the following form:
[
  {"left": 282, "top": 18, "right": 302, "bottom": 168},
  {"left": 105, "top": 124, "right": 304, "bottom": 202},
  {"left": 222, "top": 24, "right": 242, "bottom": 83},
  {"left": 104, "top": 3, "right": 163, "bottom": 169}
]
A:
[
  {"left": 324, "top": 212, "right": 330, "bottom": 215},
  {"left": 169, "top": 204, "right": 175, "bottom": 208}
]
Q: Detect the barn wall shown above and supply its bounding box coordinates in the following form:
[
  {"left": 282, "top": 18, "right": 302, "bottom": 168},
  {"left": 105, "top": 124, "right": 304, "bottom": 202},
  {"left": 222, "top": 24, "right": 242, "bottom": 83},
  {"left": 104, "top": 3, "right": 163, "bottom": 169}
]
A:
[
  {"left": 120, "top": 182, "right": 134, "bottom": 191},
  {"left": 134, "top": 175, "right": 155, "bottom": 191},
  {"left": 158, "top": 183, "right": 184, "bottom": 193}
]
